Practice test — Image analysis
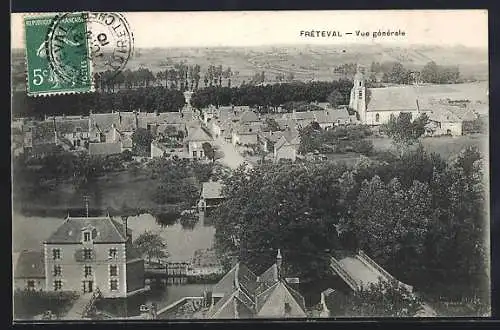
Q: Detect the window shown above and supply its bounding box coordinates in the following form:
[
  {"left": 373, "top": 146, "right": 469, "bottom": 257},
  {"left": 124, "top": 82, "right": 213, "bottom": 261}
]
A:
[
  {"left": 53, "top": 265, "right": 62, "bottom": 276},
  {"left": 359, "top": 81, "right": 362, "bottom": 87},
  {"left": 76, "top": 127, "right": 82, "bottom": 133},
  {"left": 358, "top": 91, "right": 363, "bottom": 99},
  {"left": 375, "top": 113, "right": 380, "bottom": 122},
  {"left": 27, "top": 280, "right": 35, "bottom": 290},
  {"left": 284, "top": 302, "right": 291, "bottom": 315},
  {"left": 84, "top": 265, "right": 92, "bottom": 277},
  {"left": 110, "top": 279, "right": 118, "bottom": 291},
  {"left": 192, "top": 151, "right": 197, "bottom": 158},
  {"left": 110, "top": 265, "right": 118, "bottom": 277},
  {"left": 83, "top": 231, "right": 91, "bottom": 242},
  {"left": 109, "top": 248, "right": 117, "bottom": 259},
  {"left": 54, "top": 280, "right": 63, "bottom": 291},
  {"left": 52, "top": 249, "right": 61, "bottom": 260},
  {"left": 83, "top": 248, "right": 92, "bottom": 260}
]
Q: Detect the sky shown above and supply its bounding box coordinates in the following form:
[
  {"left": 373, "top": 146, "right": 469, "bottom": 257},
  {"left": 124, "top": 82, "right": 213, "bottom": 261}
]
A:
[{"left": 11, "top": 10, "right": 488, "bottom": 49}]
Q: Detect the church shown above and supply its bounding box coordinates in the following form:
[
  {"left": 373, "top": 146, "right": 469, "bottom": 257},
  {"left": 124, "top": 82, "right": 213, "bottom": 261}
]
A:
[{"left": 348, "top": 66, "right": 425, "bottom": 125}]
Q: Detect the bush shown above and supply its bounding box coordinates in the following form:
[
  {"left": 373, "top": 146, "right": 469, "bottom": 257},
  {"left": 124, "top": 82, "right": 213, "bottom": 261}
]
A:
[{"left": 13, "top": 290, "right": 80, "bottom": 320}]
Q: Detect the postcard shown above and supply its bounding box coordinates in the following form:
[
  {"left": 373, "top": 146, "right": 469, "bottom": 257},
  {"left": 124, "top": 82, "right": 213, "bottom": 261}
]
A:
[{"left": 11, "top": 10, "right": 490, "bottom": 320}]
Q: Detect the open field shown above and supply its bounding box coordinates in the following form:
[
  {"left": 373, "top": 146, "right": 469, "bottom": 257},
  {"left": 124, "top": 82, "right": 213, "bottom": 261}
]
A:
[
  {"left": 11, "top": 44, "right": 488, "bottom": 90},
  {"left": 372, "top": 133, "right": 488, "bottom": 160}
]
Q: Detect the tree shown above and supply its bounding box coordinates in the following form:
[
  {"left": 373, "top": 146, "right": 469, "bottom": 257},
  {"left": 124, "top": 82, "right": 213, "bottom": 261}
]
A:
[
  {"left": 420, "top": 61, "right": 440, "bottom": 84},
  {"left": 381, "top": 113, "right": 428, "bottom": 156},
  {"left": 132, "top": 128, "right": 154, "bottom": 152},
  {"left": 202, "top": 142, "right": 215, "bottom": 162},
  {"left": 133, "top": 231, "right": 169, "bottom": 264},
  {"left": 327, "top": 89, "right": 343, "bottom": 108},
  {"left": 326, "top": 280, "right": 424, "bottom": 317},
  {"left": 264, "top": 118, "right": 280, "bottom": 132}
]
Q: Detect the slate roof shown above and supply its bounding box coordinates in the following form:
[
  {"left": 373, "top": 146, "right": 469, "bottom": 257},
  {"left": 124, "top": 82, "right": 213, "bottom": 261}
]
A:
[
  {"left": 185, "top": 127, "right": 212, "bottom": 142},
  {"left": 274, "top": 131, "right": 300, "bottom": 151},
  {"left": 201, "top": 181, "right": 225, "bottom": 200},
  {"left": 45, "top": 216, "right": 127, "bottom": 244},
  {"left": 55, "top": 119, "right": 89, "bottom": 134},
  {"left": 90, "top": 113, "right": 120, "bottom": 132},
  {"left": 208, "top": 254, "right": 307, "bottom": 319},
  {"left": 14, "top": 250, "right": 45, "bottom": 279},
  {"left": 88, "top": 142, "right": 122, "bottom": 156}
]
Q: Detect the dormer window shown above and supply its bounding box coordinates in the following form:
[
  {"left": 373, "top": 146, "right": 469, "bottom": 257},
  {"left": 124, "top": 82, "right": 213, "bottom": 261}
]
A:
[{"left": 83, "top": 232, "right": 91, "bottom": 242}]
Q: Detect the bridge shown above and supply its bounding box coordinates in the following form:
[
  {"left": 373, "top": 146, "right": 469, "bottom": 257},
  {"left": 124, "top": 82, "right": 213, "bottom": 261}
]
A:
[{"left": 329, "top": 250, "right": 413, "bottom": 292}]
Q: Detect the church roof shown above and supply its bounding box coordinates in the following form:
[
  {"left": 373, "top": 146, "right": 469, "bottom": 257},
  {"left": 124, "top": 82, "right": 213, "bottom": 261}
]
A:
[{"left": 367, "top": 87, "right": 420, "bottom": 112}]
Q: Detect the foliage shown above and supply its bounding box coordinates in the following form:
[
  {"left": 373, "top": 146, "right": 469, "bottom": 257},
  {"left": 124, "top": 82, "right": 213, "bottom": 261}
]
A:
[
  {"left": 190, "top": 80, "right": 353, "bottom": 110},
  {"left": 264, "top": 117, "right": 281, "bottom": 132},
  {"left": 327, "top": 89, "right": 344, "bottom": 108},
  {"left": 13, "top": 290, "right": 80, "bottom": 319},
  {"left": 420, "top": 61, "right": 460, "bottom": 84},
  {"left": 326, "top": 280, "right": 424, "bottom": 317},
  {"left": 381, "top": 113, "right": 428, "bottom": 154},
  {"left": 12, "top": 86, "right": 185, "bottom": 119},
  {"left": 213, "top": 144, "right": 489, "bottom": 307},
  {"left": 132, "top": 128, "right": 154, "bottom": 148},
  {"left": 298, "top": 124, "right": 373, "bottom": 155},
  {"left": 202, "top": 142, "right": 215, "bottom": 162},
  {"left": 133, "top": 231, "right": 169, "bottom": 263}
]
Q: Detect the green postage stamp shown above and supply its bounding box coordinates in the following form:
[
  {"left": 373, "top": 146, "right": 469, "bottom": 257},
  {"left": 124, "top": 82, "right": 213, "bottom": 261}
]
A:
[{"left": 24, "top": 13, "right": 93, "bottom": 96}]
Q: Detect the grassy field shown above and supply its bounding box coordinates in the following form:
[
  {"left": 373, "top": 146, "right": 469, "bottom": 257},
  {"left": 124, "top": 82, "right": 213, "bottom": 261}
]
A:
[{"left": 372, "top": 134, "right": 488, "bottom": 160}]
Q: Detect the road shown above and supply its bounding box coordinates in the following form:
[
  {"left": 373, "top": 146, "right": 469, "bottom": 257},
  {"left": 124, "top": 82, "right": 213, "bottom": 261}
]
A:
[{"left": 212, "top": 136, "right": 251, "bottom": 170}]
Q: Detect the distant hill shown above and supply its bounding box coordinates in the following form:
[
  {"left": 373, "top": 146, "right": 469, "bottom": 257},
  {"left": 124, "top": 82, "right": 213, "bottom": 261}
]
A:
[{"left": 10, "top": 44, "right": 488, "bottom": 87}]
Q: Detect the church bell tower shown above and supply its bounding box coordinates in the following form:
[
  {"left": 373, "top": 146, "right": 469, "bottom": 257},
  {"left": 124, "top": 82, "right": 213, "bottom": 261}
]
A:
[{"left": 349, "top": 65, "right": 367, "bottom": 123}]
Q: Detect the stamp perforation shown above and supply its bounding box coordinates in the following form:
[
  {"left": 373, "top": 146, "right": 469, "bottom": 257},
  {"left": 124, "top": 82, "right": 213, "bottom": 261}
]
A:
[{"left": 23, "top": 12, "right": 96, "bottom": 97}]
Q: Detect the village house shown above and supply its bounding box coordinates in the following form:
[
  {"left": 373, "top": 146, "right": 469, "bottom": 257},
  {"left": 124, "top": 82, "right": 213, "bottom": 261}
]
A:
[
  {"left": 198, "top": 181, "right": 225, "bottom": 218},
  {"left": 13, "top": 250, "right": 46, "bottom": 291},
  {"left": 274, "top": 130, "right": 301, "bottom": 162},
  {"left": 185, "top": 126, "right": 213, "bottom": 160},
  {"left": 424, "top": 99, "right": 480, "bottom": 136},
  {"left": 43, "top": 215, "right": 145, "bottom": 298},
  {"left": 231, "top": 110, "right": 263, "bottom": 146},
  {"left": 205, "top": 250, "right": 307, "bottom": 318}
]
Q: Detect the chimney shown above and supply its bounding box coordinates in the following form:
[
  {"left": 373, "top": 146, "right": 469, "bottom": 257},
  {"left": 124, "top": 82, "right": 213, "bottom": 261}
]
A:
[
  {"left": 119, "top": 111, "right": 122, "bottom": 125},
  {"left": 276, "top": 249, "right": 282, "bottom": 281},
  {"left": 121, "top": 215, "right": 130, "bottom": 241}
]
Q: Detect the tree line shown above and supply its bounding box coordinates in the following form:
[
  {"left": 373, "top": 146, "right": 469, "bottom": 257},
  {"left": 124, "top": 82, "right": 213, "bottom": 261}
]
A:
[
  {"left": 212, "top": 144, "right": 488, "bottom": 310},
  {"left": 368, "top": 61, "right": 461, "bottom": 85},
  {"left": 190, "top": 80, "right": 353, "bottom": 110},
  {"left": 12, "top": 87, "right": 186, "bottom": 119}
]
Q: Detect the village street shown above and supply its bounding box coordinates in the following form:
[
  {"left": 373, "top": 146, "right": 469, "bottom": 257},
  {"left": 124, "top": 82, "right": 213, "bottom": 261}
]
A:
[{"left": 212, "top": 136, "right": 252, "bottom": 170}]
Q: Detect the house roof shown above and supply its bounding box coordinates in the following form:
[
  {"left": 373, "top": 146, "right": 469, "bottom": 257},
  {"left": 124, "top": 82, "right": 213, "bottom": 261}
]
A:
[
  {"left": 202, "top": 181, "right": 225, "bottom": 199},
  {"left": 55, "top": 119, "right": 89, "bottom": 134},
  {"left": 89, "top": 142, "right": 122, "bottom": 156},
  {"left": 239, "top": 110, "right": 260, "bottom": 123},
  {"left": 45, "top": 216, "right": 127, "bottom": 244},
  {"left": 208, "top": 255, "right": 307, "bottom": 319},
  {"left": 274, "top": 131, "right": 300, "bottom": 151},
  {"left": 14, "top": 250, "right": 45, "bottom": 279},
  {"left": 185, "top": 127, "right": 212, "bottom": 142},
  {"left": 90, "top": 113, "right": 120, "bottom": 132}
]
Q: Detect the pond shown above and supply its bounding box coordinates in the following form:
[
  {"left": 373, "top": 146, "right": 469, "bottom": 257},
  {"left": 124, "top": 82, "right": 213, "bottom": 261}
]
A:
[{"left": 12, "top": 212, "right": 215, "bottom": 262}]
